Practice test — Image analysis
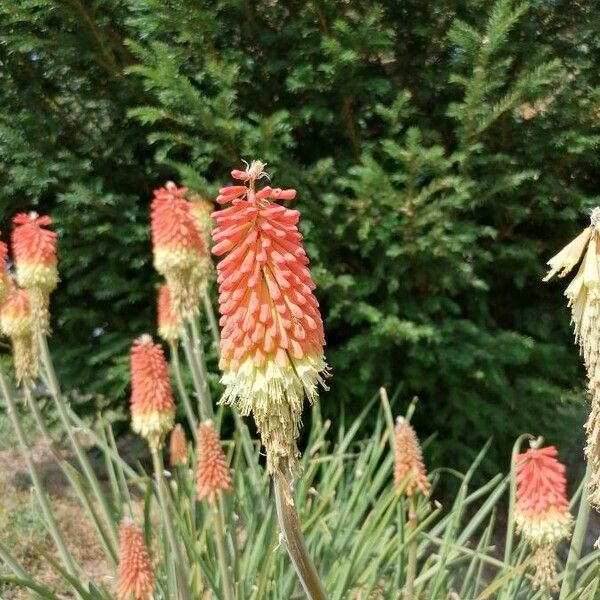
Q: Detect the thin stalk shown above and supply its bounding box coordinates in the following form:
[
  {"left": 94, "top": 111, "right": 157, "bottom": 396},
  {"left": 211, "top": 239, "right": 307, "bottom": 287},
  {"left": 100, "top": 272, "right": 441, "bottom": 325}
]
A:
[
  {"left": 214, "top": 494, "right": 234, "bottom": 600},
  {"left": 273, "top": 464, "right": 328, "bottom": 600},
  {"left": 151, "top": 450, "right": 191, "bottom": 600},
  {"left": 169, "top": 340, "right": 198, "bottom": 438},
  {"left": 404, "top": 497, "right": 418, "bottom": 600},
  {"left": 559, "top": 461, "right": 593, "bottom": 599},
  {"left": 0, "top": 367, "right": 78, "bottom": 578},
  {"left": 180, "top": 323, "right": 213, "bottom": 420},
  {"left": 37, "top": 330, "right": 119, "bottom": 552},
  {"left": 189, "top": 318, "right": 214, "bottom": 412},
  {"left": 203, "top": 289, "right": 220, "bottom": 352}
]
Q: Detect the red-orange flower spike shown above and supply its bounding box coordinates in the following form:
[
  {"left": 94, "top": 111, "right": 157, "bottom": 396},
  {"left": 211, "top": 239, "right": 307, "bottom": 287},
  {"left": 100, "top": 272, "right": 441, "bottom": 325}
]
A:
[
  {"left": 196, "top": 420, "right": 232, "bottom": 502},
  {"left": 0, "top": 287, "right": 38, "bottom": 383},
  {"left": 213, "top": 160, "right": 328, "bottom": 473},
  {"left": 514, "top": 445, "right": 572, "bottom": 590},
  {"left": 157, "top": 285, "right": 181, "bottom": 343},
  {"left": 11, "top": 212, "right": 59, "bottom": 330},
  {"left": 169, "top": 424, "right": 188, "bottom": 466},
  {"left": 130, "top": 335, "right": 175, "bottom": 452},
  {"left": 117, "top": 520, "right": 155, "bottom": 600},
  {"left": 189, "top": 196, "right": 215, "bottom": 245},
  {"left": 151, "top": 182, "right": 210, "bottom": 317},
  {"left": 0, "top": 239, "right": 9, "bottom": 303},
  {"left": 393, "top": 417, "right": 430, "bottom": 497}
]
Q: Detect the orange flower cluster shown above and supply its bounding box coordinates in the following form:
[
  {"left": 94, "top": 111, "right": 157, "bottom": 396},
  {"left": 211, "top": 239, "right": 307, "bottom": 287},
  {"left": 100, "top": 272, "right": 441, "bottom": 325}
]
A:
[
  {"left": 189, "top": 196, "right": 215, "bottom": 247},
  {"left": 151, "top": 182, "right": 211, "bottom": 317},
  {"left": 393, "top": 417, "right": 430, "bottom": 498},
  {"left": 117, "top": 521, "right": 155, "bottom": 600},
  {"left": 213, "top": 160, "right": 328, "bottom": 473},
  {"left": 157, "top": 285, "right": 181, "bottom": 343},
  {"left": 515, "top": 446, "right": 572, "bottom": 590},
  {"left": 0, "top": 288, "right": 38, "bottom": 383},
  {"left": 11, "top": 212, "right": 59, "bottom": 331},
  {"left": 169, "top": 424, "right": 188, "bottom": 467},
  {"left": 130, "top": 335, "right": 175, "bottom": 452},
  {"left": 196, "top": 420, "right": 232, "bottom": 502}
]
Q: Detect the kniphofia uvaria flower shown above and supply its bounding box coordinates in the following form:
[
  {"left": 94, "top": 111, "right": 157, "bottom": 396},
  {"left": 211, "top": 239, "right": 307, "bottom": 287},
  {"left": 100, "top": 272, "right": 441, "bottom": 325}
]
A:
[
  {"left": 117, "top": 520, "right": 155, "bottom": 600},
  {"left": 151, "top": 182, "right": 210, "bottom": 317},
  {"left": 515, "top": 446, "right": 572, "bottom": 590},
  {"left": 11, "top": 212, "right": 58, "bottom": 331},
  {"left": 196, "top": 420, "right": 232, "bottom": 502},
  {"left": 157, "top": 284, "right": 181, "bottom": 343},
  {"left": 394, "top": 416, "right": 430, "bottom": 497},
  {"left": 213, "top": 160, "right": 328, "bottom": 474},
  {"left": 169, "top": 423, "right": 188, "bottom": 467},
  {"left": 129, "top": 334, "right": 175, "bottom": 452}
]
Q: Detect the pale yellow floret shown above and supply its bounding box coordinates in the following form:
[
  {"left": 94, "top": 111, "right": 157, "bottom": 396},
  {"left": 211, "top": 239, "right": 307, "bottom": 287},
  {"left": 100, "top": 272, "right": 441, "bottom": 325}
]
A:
[
  {"left": 16, "top": 263, "right": 59, "bottom": 293},
  {"left": 220, "top": 352, "right": 328, "bottom": 473},
  {"left": 544, "top": 226, "right": 592, "bottom": 281},
  {"left": 131, "top": 410, "right": 175, "bottom": 453},
  {"left": 515, "top": 510, "right": 572, "bottom": 546}
]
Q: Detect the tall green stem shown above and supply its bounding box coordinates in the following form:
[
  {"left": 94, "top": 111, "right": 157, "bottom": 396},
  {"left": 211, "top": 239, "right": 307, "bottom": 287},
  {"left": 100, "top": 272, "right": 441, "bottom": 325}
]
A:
[
  {"left": 404, "top": 498, "right": 418, "bottom": 600},
  {"left": 0, "top": 367, "right": 78, "bottom": 578},
  {"left": 203, "top": 289, "right": 220, "bottom": 352},
  {"left": 180, "top": 323, "right": 213, "bottom": 420},
  {"left": 37, "top": 330, "right": 119, "bottom": 551},
  {"left": 273, "top": 463, "right": 328, "bottom": 600},
  {"left": 169, "top": 340, "right": 198, "bottom": 439},
  {"left": 560, "top": 462, "right": 593, "bottom": 599},
  {"left": 189, "top": 318, "right": 213, "bottom": 411},
  {"left": 151, "top": 450, "right": 191, "bottom": 600},
  {"left": 214, "top": 494, "right": 234, "bottom": 600}
]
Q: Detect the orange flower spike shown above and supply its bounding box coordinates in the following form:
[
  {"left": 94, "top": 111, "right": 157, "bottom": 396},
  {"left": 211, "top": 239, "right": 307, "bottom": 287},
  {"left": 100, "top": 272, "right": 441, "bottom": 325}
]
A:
[
  {"left": 0, "top": 287, "right": 38, "bottom": 383},
  {"left": 196, "top": 420, "right": 232, "bottom": 502},
  {"left": 213, "top": 160, "right": 329, "bottom": 473},
  {"left": 11, "top": 213, "right": 59, "bottom": 330},
  {"left": 393, "top": 417, "right": 430, "bottom": 497},
  {"left": 189, "top": 196, "right": 215, "bottom": 245},
  {"left": 514, "top": 445, "right": 572, "bottom": 591},
  {"left": 151, "top": 182, "right": 210, "bottom": 317},
  {"left": 130, "top": 335, "right": 175, "bottom": 452},
  {"left": 169, "top": 424, "right": 188, "bottom": 467},
  {"left": 157, "top": 285, "right": 181, "bottom": 343},
  {"left": 117, "top": 520, "right": 155, "bottom": 600},
  {"left": 0, "top": 240, "right": 9, "bottom": 303}
]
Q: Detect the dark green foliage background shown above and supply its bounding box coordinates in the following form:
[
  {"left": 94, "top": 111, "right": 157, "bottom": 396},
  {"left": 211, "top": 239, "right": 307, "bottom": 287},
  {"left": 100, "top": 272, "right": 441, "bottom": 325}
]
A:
[{"left": 1, "top": 0, "right": 598, "bottom": 468}]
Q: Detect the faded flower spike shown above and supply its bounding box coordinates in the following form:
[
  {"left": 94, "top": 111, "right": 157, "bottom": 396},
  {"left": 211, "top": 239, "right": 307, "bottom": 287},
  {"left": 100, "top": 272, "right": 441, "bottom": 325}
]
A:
[
  {"left": 157, "top": 284, "right": 181, "bottom": 343},
  {"left": 196, "top": 420, "right": 232, "bottom": 502},
  {"left": 515, "top": 446, "right": 572, "bottom": 591},
  {"left": 0, "top": 287, "right": 38, "bottom": 384},
  {"left": 544, "top": 208, "right": 600, "bottom": 509},
  {"left": 169, "top": 423, "right": 188, "bottom": 467},
  {"left": 130, "top": 335, "right": 175, "bottom": 453},
  {"left": 151, "top": 182, "right": 211, "bottom": 317},
  {"left": 117, "top": 520, "right": 155, "bottom": 600},
  {"left": 189, "top": 196, "right": 215, "bottom": 246},
  {"left": 393, "top": 417, "right": 430, "bottom": 497},
  {"left": 213, "top": 160, "right": 329, "bottom": 474},
  {"left": 11, "top": 212, "right": 59, "bottom": 331},
  {"left": 0, "top": 239, "right": 9, "bottom": 303}
]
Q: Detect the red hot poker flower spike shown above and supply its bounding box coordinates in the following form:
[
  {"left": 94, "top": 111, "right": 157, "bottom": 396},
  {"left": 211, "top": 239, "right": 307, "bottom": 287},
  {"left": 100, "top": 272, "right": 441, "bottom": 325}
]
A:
[
  {"left": 514, "top": 445, "right": 572, "bottom": 591},
  {"left": 213, "top": 160, "right": 329, "bottom": 473},
  {"left": 117, "top": 520, "right": 155, "bottom": 600},
  {"left": 0, "top": 239, "right": 9, "bottom": 303},
  {"left": 0, "top": 286, "right": 38, "bottom": 384},
  {"left": 394, "top": 417, "right": 430, "bottom": 497},
  {"left": 130, "top": 335, "right": 175, "bottom": 452},
  {"left": 196, "top": 420, "right": 232, "bottom": 502},
  {"left": 169, "top": 424, "right": 188, "bottom": 467},
  {"left": 11, "top": 212, "right": 59, "bottom": 331},
  {"left": 151, "top": 182, "right": 211, "bottom": 317}
]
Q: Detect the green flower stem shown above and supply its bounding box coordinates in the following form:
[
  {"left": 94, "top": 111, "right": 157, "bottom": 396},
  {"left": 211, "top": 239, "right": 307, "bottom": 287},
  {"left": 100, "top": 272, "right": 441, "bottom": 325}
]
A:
[
  {"left": 0, "top": 366, "right": 78, "bottom": 577},
  {"left": 180, "top": 323, "right": 213, "bottom": 420},
  {"left": 37, "top": 330, "right": 119, "bottom": 552},
  {"left": 559, "top": 461, "right": 593, "bottom": 599},
  {"left": 404, "top": 497, "right": 418, "bottom": 600},
  {"left": 189, "top": 318, "right": 213, "bottom": 409},
  {"left": 151, "top": 450, "right": 191, "bottom": 600},
  {"left": 273, "top": 463, "right": 328, "bottom": 600},
  {"left": 203, "top": 289, "right": 220, "bottom": 353},
  {"left": 169, "top": 340, "right": 198, "bottom": 439},
  {"left": 214, "top": 493, "right": 234, "bottom": 600}
]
